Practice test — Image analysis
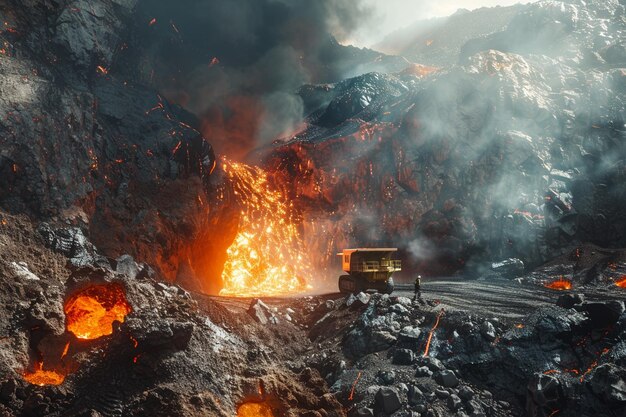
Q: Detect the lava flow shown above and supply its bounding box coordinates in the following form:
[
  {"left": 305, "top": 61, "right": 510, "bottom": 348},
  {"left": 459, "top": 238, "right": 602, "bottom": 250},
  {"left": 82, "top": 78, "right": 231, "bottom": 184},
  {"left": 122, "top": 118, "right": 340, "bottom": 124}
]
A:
[
  {"left": 544, "top": 278, "right": 573, "bottom": 291},
  {"left": 64, "top": 283, "right": 132, "bottom": 340},
  {"left": 615, "top": 276, "right": 626, "bottom": 288},
  {"left": 219, "top": 160, "right": 311, "bottom": 297},
  {"left": 23, "top": 361, "right": 65, "bottom": 386},
  {"left": 237, "top": 402, "right": 275, "bottom": 417}
]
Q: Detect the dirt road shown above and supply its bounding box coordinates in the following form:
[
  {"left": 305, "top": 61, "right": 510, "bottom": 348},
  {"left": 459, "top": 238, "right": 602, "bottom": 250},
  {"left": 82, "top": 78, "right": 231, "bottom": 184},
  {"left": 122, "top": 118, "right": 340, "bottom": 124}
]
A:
[{"left": 206, "top": 277, "right": 626, "bottom": 320}]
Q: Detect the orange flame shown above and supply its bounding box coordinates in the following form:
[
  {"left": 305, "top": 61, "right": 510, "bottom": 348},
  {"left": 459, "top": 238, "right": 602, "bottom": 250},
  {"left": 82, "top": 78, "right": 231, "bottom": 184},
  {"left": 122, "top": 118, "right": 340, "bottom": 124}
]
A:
[
  {"left": 219, "top": 160, "right": 311, "bottom": 297},
  {"left": 423, "top": 309, "right": 445, "bottom": 357},
  {"left": 64, "top": 283, "right": 132, "bottom": 340},
  {"left": 615, "top": 276, "right": 626, "bottom": 288},
  {"left": 23, "top": 361, "right": 65, "bottom": 386},
  {"left": 544, "top": 278, "right": 572, "bottom": 290},
  {"left": 237, "top": 402, "right": 275, "bottom": 417}
]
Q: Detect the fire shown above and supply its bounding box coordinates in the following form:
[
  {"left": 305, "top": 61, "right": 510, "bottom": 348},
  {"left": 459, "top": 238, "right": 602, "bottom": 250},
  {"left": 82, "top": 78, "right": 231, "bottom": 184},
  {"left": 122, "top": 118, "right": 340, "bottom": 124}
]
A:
[
  {"left": 615, "top": 276, "right": 626, "bottom": 288},
  {"left": 219, "top": 160, "right": 311, "bottom": 297},
  {"left": 23, "top": 361, "right": 65, "bottom": 386},
  {"left": 64, "top": 283, "right": 132, "bottom": 340},
  {"left": 237, "top": 402, "right": 275, "bottom": 417},
  {"left": 544, "top": 278, "right": 572, "bottom": 290}
]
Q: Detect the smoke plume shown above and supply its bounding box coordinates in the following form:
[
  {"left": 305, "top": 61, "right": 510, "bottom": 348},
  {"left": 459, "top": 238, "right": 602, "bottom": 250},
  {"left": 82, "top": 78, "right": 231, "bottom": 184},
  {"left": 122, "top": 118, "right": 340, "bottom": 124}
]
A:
[{"left": 125, "top": 0, "right": 372, "bottom": 160}]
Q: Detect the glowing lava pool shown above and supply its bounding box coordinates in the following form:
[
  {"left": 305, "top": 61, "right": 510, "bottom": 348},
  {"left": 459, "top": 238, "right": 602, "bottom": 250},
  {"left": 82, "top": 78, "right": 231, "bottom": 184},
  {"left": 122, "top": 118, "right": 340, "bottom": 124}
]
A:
[
  {"left": 544, "top": 278, "right": 572, "bottom": 291},
  {"left": 23, "top": 361, "right": 65, "bottom": 386},
  {"left": 64, "top": 283, "right": 132, "bottom": 340},
  {"left": 237, "top": 402, "right": 275, "bottom": 417}
]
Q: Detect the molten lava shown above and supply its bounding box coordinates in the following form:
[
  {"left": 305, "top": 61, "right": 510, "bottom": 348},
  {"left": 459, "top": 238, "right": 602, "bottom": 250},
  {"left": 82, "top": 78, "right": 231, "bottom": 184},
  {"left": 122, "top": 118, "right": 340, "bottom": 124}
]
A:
[
  {"left": 219, "top": 160, "right": 311, "bottom": 297},
  {"left": 423, "top": 309, "right": 445, "bottom": 357},
  {"left": 237, "top": 402, "right": 275, "bottom": 417},
  {"left": 64, "top": 283, "right": 132, "bottom": 340},
  {"left": 615, "top": 276, "right": 626, "bottom": 288},
  {"left": 544, "top": 278, "right": 573, "bottom": 290},
  {"left": 23, "top": 361, "right": 65, "bottom": 386}
]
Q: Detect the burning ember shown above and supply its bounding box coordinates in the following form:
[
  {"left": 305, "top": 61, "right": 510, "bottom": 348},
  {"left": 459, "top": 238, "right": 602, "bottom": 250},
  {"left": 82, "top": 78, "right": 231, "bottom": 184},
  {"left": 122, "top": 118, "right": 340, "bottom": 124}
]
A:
[
  {"left": 615, "top": 276, "right": 626, "bottom": 288},
  {"left": 64, "top": 283, "right": 132, "bottom": 340},
  {"left": 544, "top": 278, "right": 573, "bottom": 291},
  {"left": 23, "top": 361, "right": 65, "bottom": 386},
  {"left": 237, "top": 402, "right": 275, "bottom": 417},
  {"left": 219, "top": 160, "right": 311, "bottom": 297}
]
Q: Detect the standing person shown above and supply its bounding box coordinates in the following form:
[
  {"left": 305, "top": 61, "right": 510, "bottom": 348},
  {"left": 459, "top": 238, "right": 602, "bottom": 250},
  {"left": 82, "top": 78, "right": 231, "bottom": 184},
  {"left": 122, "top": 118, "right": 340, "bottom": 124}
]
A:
[{"left": 414, "top": 275, "right": 422, "bottom": 301}]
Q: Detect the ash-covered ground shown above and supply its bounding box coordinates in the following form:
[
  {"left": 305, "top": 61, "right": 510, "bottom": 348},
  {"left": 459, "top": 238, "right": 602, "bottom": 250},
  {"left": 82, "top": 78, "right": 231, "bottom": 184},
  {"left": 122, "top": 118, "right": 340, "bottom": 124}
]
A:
[{"left": 1, "top": 0, "right": 626, "bottom": 416}]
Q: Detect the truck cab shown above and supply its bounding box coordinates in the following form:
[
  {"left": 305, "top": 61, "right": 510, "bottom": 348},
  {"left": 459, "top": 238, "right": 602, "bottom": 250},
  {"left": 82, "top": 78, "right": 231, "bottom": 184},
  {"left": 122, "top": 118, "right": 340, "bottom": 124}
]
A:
[{"left": 337, "top": 248, "right": 401, "bottom": 294}]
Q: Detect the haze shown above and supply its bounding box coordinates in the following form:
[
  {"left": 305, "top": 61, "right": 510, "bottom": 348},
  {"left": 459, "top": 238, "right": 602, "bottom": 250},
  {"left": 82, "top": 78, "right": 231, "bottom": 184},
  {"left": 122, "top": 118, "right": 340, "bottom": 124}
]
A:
[{"left": 352, "top": 0, "right": 534, "bottom": 47}]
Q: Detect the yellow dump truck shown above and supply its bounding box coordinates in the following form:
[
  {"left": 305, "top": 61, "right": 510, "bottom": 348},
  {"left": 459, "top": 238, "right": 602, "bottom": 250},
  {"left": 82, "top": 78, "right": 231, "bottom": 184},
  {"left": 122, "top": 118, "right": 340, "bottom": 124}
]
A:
[{"left": 337, "top": 248, "right": 401, "bottom": 294}]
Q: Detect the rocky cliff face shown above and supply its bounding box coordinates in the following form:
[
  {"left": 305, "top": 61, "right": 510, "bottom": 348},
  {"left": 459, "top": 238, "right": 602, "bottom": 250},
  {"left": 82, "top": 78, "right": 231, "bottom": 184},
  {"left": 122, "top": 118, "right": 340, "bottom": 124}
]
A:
[
  {"left": 0, "top": 0, "right": 418, "bottom": 293},
  {"left": 0, "top": 0, "right": 236, "bottom": 290},
  {"left": 260, "top": 0, "right": 626, "bottom": 280}
]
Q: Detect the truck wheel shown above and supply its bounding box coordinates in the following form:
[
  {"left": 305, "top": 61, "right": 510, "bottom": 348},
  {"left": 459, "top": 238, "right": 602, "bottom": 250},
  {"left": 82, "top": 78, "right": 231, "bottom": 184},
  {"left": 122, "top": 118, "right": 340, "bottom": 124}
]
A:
[
  {"left": 339, "top": 275, "right": 357, "bottom": 293},
  {"left": 383, "top": 277, "right": 395, "bottom": 294}
]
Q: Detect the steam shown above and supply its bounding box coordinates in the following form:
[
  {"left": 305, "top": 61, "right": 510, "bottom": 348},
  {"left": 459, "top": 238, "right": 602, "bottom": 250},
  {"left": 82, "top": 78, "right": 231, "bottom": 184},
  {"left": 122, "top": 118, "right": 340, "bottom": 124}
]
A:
[
  {"left": 407, "top": 237, "right": 436, "bottom": 262},
  {"left": 258, "top": 92, "right": 306, "bottom": 145},
  {"left": 126, "top": 0, "right": 372, "bottom": 160},
  {"left": 263, "top": 0, "right": 626, "bottom": 278}
]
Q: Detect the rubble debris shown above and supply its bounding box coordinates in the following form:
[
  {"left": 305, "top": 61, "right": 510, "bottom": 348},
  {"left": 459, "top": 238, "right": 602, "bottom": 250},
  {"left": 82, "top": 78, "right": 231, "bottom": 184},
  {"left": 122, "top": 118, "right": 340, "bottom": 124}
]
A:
[{"left": 247, "top": 299, "right": 271, "bottom": 325}]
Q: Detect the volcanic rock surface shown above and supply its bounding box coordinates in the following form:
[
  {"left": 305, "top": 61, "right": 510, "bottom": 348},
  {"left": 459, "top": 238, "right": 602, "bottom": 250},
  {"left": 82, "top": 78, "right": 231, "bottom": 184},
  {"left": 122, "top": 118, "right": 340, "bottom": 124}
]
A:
[
  {"left": 1, "top": 0, "right": 626, "bottom": 417},
  {"left": 260, "top": 0, "right": 626, "bottom": 281}
]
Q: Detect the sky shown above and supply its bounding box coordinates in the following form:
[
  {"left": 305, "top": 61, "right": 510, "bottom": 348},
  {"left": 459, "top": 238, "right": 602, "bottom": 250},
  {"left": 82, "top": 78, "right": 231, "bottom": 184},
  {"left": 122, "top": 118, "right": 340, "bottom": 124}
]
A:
[{"left": 351, "top": 0, "right": 531, "bottom": 47}]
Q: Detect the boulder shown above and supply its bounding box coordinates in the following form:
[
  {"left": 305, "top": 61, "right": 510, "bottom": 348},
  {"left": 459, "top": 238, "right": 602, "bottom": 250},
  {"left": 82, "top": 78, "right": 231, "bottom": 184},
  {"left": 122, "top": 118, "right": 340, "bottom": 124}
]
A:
[
  {"left": 407, "top": 385, "right": 423, "bottom": 405},
  {"left": 247, "top": 299, "right": 271, "bottom": 324},
  {"left": 447, "top": 394, "right": 462, "bottom": 411},
  {"left": 576, "top": 301, "right": 625, "bottom": 327},
  {"left": 115, "top": 254, "right": 140, "bottom": 279},
  {"left": 10, "top": 262, "right": 40, "bottom": 281},
  {"left": 458, "top": 385, "right": 475, "bottom": 401},
  {"left": 374, "top": 387, "right": 402, "bottom": 415},
  {"left": 399, "top": 326, "right": 421, "bottom": 342},
  {"left": 393, "top": 349, "right": 415, "bottom": 365},
  {"left": 390, "top": 303, "right": 409, "bottom": 315},
  {"left": 491, "top": 258, "right": 525, "bottom": 277},
  {"left": 419, "top": 356, "right": 445, "bottom": 372},
  {"left": 377, "top": 370, "right": 396, "bottom": 385},
  {"left": 434, "top": 370, "right": 459, "bottom": 388},
  {"left": 480, "top": 321, "right": 497, "bottom": 341},
  {"left": 526, "top": 373, "right": 562, "bottom": 416},
  {"left": 589, "top": 363, "right": 626, "bottom": 404},
  {"left": 555, "top": 293, "right": 584, "bottom": 309},
  {"left": 356, "top": 292, "right": 371, "bottom": 306}
]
